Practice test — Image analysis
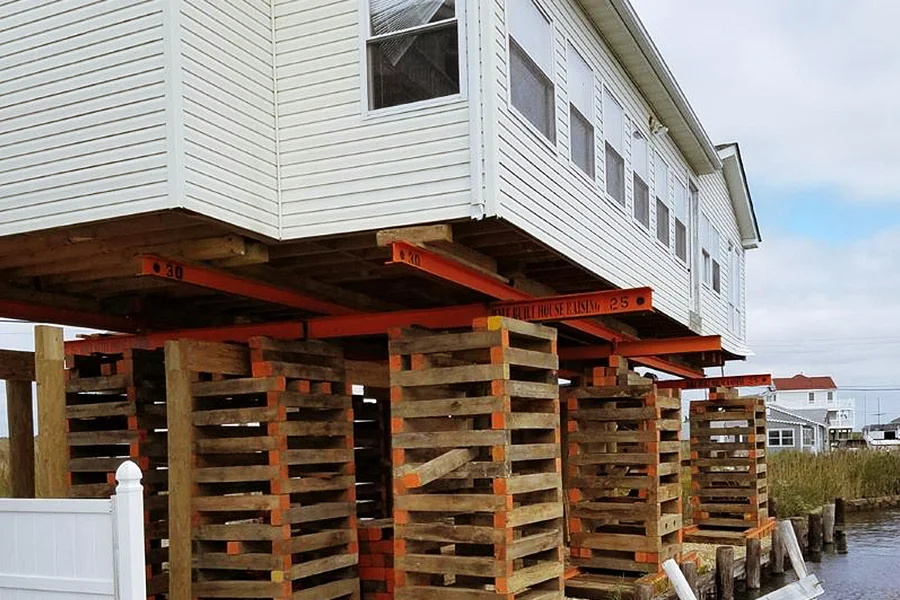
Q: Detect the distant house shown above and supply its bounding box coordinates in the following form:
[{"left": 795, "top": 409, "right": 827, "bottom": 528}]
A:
[
  {"left": 864, "top": 417, "right": 900, "bottom": 449},
  {"left": 763, "top": 375, "right": 856, "bottom": 445},
  {"left": 767, "top": 405, "right": 829, "bottom": 454}
]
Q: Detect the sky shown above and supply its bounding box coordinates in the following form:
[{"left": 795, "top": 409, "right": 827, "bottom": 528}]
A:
[
  {"left": 630, "top": 0, "right": 900, "bottom": 425},
  {"left": 2, "top": 2, "right": 900, "bottom": 432}
]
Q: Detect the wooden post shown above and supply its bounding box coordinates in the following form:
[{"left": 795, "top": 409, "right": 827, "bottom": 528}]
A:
[
  {"left": 771, "top": 520, "right": 785, "bottom": 575},
  {"left": 664, "top": 559, "right": 700, "bottom": 600},
  {"left": 808, "top": 512, "right": 823, "bottom": 562},
  {"left": 165, "top": 340, "right": 193, "bottom": 600},
  {"left": 5, "top": 380, "right": 35, "bottom": 498},
  {"left": 790, "top": 516, "right": 808, "bottom": 555},
  {"left": 715, "top": 546, "right": 734, "bottom": 600},
  {"left": 681, "top": 560, "right": 699, "bottom": 596},
  {"left": 834, "top": 530, "right": 848, "bottom": 554},
  {"left": 634, "top": 582, "right": 654, "bottom": 600},
  {"left": 34, "top": 325, "right": 66, "bottom": 498},
  {"left": 834, "top": 497, "right": 846, "bottom": 526},
  {"left": 745, "top": 537, "right": 761, "bottom": 590},
  {"left": 822, "top": 503, "right": 836, "bottom": 545},
  {"left": 768, "top": 496, "right": 777, "bottom": 519}
]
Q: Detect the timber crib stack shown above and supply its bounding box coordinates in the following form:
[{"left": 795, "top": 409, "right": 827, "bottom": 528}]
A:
[
  {"left": 389, "top": 317, "right": 565, "bottom": 600},
  {"left": 353, "top": 386, "right": 392, "bottom": 520},
  {"left": 685, "top": 388, "right": 772, "bottom": 545},
  {"left": 65, "top": 348, "right": 169, "bottom": 598},
  {"left": 359, "top": 519, "right": 394, "bottom": 600},
  {"left": 175, "top": 337, "right": 359, "bottom": 600},
  {"left": 564, "top": 362, "right": 682, "bottom": 596}
]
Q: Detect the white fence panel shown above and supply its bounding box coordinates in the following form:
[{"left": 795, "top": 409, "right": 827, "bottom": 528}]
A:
[{"left": 0, "top": 462, "right": 146, "bottom": 600}]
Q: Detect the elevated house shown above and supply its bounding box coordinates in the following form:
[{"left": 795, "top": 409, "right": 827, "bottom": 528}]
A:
[
  {"left": 0, "top": 0, "right": 760, "bottom": 371},
  {"left": 765, "top": 375, "right": 856, "bottom": 445}
]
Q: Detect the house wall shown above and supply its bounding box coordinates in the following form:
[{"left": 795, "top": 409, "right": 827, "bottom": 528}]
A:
[
  {"left": 274, "top": 0, "right": 475, "bottom": 238},
  {"left": 767, "top": 389, "right": 839, "bottom": 410},
  {"left": 0, "top": 0, "right": 171, "bottom": 236},
  {"left": 487, "top": 0, "right": 748, "bottom": 353}
]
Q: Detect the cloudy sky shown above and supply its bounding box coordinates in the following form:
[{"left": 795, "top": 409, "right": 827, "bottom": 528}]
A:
[
  {"left": 2, "top": 2, "right": 900, "bottom": 433},
  {"left": 631, "top": 0, "right": 900, "bottom": 424}
]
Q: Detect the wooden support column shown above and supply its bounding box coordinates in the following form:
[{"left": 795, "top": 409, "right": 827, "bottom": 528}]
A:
[
  {"left": 5, "top": 380, "right": 35, "bottom": 497},
  {"left": 34, "top": 325, "right": 66, "bottom": 498},
  {"left": 165, "top": 340, "right": 193, "bottom": 600}
]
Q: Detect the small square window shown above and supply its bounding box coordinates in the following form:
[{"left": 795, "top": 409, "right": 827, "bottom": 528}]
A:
[
  {"left": 656, "top": 198, "right": 670, "bottom": 246},
  {"left": 570, "top": 105, "right": 594, "bottom": 177},
  {"left": 606, "top": 143, "right": 625, "bottom": 204},
  {"left": 633, "top": 173, "right": 649, "bottom": 226},
  {"left": 675, "top": 220, "right": 687, "bottom": 261},
  {"left": 712, "top": 259, "right": 721, "bottom": 293}
]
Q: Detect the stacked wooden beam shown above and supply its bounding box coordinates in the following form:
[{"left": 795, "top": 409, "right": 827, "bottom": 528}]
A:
[
  {"left": 353, "top": 386, "right": 392, "bottom": 520},
  {"left": 389, "top": 317, "right": 565, "bottom": 599},
  {"left": 565, "top": 361, "right": 682, "bottom": 582},
  {"left": 685, "top": 388, "right": 772, "bottom": 545},
  {"left": 174, "top": 337, "right": 358, "bottom": 600},
  {"left": 359, "top": 519, "right": 395, "bottom": 600},
  {"left": 65, "top": 348, "right": 169, "bottom": 598}
]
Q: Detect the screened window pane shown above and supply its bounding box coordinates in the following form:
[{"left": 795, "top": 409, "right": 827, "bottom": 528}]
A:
[
  {"left": 371, "top": 0, "right": 455, "bottom": 35},
  {"left": 675, "top": 219, "right": 687, "bottom": 261},
  {"left": 603, "top": 93, "right": 623, "bottom": 151},
  {"left": 712, "top": 259, "right": 721, "bottom": 293},
  {"left": 510, "top": 40, "right": 555, "bottom": 141},
  {"left": 509, "top": 0, "right": 552, "bottom": 74},
  {"left": 803, "top": 428, "right": 814, "bottom": 446},
  {"left": 633, "top": 173, "right": 649, "bottom": 226},
  {"left": 605, "top": 143, "right": 625, "bottom": 204},
  {"left": 632, "top": 130, "right": 647, "bottom": 181},
  {"left": 656, "top": 198, "right": 670, "bottom": 246},
  {"left": 570, "top": 106, "right": 594, "bottom": 177}
]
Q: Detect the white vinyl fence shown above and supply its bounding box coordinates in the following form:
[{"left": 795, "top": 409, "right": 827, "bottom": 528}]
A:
[{"left": 0, "top": 462, "right": 147, "bottom": 600}]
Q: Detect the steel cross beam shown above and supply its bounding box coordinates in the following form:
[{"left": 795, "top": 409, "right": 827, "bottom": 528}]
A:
[
  {"left": 656, "top": 374, "right": 773, "bottom": 390},
  {"left": 138, "top": 255, "right": 360, "bottom": 316},
  {"left": 0, "top": 299, "right": 141, "bottom": 333},
  {"left": 559, "top": 336, "right": 722, "bottom": 361}
]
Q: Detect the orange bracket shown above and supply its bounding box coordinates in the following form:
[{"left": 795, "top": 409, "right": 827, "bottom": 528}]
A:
[
  {"left": 0, "top": 299, "right": 141, "bottom": 333},
  {"left": 656, "top": 374, "right": 772, "bottom": 390},
  {"left": 138, "top": 255, "right": 359, "bottom": 316},
  {"left": 559, "top": 336, "right": 721, "bottom": 361}
]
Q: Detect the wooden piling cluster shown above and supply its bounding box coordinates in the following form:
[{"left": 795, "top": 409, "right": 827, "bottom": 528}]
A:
[
  {"left": 165, "top": 337, "right": 359, "bottom": 600},
  {"left": 388, "top": 317, "right": 565, "bottom": 599},
  {"left": 565, "top": 361, "right": 683, "bottom": 577},
  {"left": 359, "top": 519, "right": 394, "bottom": 600},
  {"left": 685, "top": 388, "right": 772, "bottom": 545},
  {"left": 64, "top": 348, "right": 170, "bottom": 597}
]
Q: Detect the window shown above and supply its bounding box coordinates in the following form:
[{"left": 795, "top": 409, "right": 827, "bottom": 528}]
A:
[
  {"left": 509, "top": 0, "right": 555, "bottom": 141},
  {"left": 568, "top": 45, "right": 594, "bottom": 176},
  {"left": 827, "top": 392, "right": 834, "bottom": 403},
  {"left": 632, "top": 129, "right": 648, "bottom": 224},
  {"left": 604, "top": 92, "right": 625, "bottom": 205},
  {"left": 674, "top": 180, "right": 688, "bottom": 261},
  {"left": 769, "top": 429, "right": 795, "bottom": 447},
  {"left": 700, "top": 213, "right": 721, "bottom": 293},
  {"left": 655, "top": 154, "right": 669, "bottom": 245},
  {"left": 808, "top": 392, "right": 816, "bottom": 404},
  {"left": 802, "top": 427, "right": 814, "bottom": 447},
  {"left": 886, "top": 431, "right": 897, "bottom": 441},
  {"left": 367, "top": 0, "right": 460, "bottom": 110}
]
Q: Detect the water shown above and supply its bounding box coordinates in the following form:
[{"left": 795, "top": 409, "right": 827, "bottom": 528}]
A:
[{"left": 740, "top": 507, "right": 900, "bottom": 599}]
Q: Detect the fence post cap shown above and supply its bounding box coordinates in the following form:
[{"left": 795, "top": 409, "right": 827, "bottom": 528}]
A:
[{"left": 115, "top": 460, "right": 143, "bottom": 490}]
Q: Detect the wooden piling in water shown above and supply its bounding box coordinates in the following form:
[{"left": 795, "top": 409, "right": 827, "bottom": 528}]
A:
[
  {"left": 809, "top": 512, "right": 824, "bottom": 562},
  {"left": 771, "top": 521, "right": 785, "bottom": 575},
  {"left": 768, "top": 496, "right": 777, "bottom": 519},
  {"left": 835, "top": 497, "right": 846, "bottom": 526},
  {"left": 681, "top": 561, "right": 699, "bottom": 596},
  {"left": 790, "top": 516, "right": 808, "bottom": 554},
  {"left": 716, "top": 546, "right": 735, "bottom": 600},
  {"left": 746, "top": 537, "right": 761, "bottom": 590},
  {"left": 835, "top": 529, "right": 848, "bottom": 554},
  {"left": 823, "top": 503, "right": 836, "bottom": 545}
]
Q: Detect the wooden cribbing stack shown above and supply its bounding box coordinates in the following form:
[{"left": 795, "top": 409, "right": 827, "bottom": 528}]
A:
[
  {"left": 166, "top": 337, "right": 359, "bottom": 600},
  {"left": 389, "top": 317, "right": 565, "bottom": 599},
  {"left": 64, "top": 348, "right": 170, "bottom": 598},
  {"left": 353, "top": 386, "right": 392, "bottom": 520},
  {"left": 684, "top": 387, "right": 773, "bottom": 545},
  {"left": 564, "top": 358, "right": 682, "bottom": 599},
  {"left": 359, "top": 519, "right": 395, "bottom": 600}
]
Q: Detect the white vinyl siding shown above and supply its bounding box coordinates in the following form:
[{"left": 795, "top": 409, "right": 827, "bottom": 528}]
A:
[
  {"left": 277, "top": 0, "right": 472, "bottom": 238},
  {"left": 181, "top": 0, "right": 279, "bottom": 238},
  {"left": 0, "top": 0, "right": 169, "bottom": 235}
]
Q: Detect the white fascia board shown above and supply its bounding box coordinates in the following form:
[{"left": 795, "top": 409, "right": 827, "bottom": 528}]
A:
[{"left": 717, "top": 143, "right": 761, "bottom": 249}]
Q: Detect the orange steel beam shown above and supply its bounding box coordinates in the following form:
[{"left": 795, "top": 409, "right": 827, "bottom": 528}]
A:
[
  {"left": 630, "top": 356, "right": 705, "bottom": 380},
  {"left": 558, "top": 336, "right": 721, "bottom": 361},
  {"left": 656, "top": 374, "right": 773, "bottom": 390},
  {"left": 138, "top": 255, "right": 359, "bottom": 316},
  {"left": 64, "top": 321, "right": 307, "bottom": 356},
  {"left": 0, "top": 299, "right": 140, "bottom": 333},
  {"left": 388, "top": 242, "right": 641, "bottom": 341},
  {"left": 490, "top": 288, "right": 652, "bottom": 321},
  {"left": 307, "top": 304, "right": 488, "bottom": 338}
]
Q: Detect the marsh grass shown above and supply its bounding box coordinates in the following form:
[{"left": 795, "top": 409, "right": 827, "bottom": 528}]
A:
[{"left": 768, "top": 449, "right": 900, "bottom": 517}]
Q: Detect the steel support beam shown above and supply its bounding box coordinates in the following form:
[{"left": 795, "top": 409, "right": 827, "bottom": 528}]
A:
[
  {"left": 559, "top": 336, "right": 721, "bottom": 361},
  {"left": 0, "top": 299, "right": 140, "bottom": 333},
  {"left": 491, "top": 288, "right": 652, "bottom": 321},
  {"left": 656, "top": 374, "right": 773, "bottom": 390},
  {"left": 307, "top": 304, "right": 488, "bottom": 338},
  {"left": 630, "top": 356, "right": 705, "bottom": 380},
  {"left": 138, "top": 255, "right": 359, "bottom": 315}
]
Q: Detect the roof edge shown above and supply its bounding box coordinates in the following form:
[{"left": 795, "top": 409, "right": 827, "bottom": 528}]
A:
[{"left": 716, "top": 142, "right": 762, "bottom": 249}]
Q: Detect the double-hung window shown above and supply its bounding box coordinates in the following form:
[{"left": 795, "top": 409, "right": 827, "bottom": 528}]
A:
[
  {"left": 568, "top": 45, "right": 594, "bottom": 177},
  {"left": 509, "top": 0, "right": 555, "bottom": 142},
  {"left": 367, "top": 0, "right": 461, "bottom": 110},
  {"left": 674, "top": 180, "right": 688, "bottom": 262},
  {"left": 700, "top": 213, "right": 721, "bottom": 293},
  {"left": 654, "top": 154, "right": 669, "bottom": 246},
  {"left": 768, "top": 429, "right": 795, "bottom": 448},
  {"left": 631, "top": 129, "right": 648, "bottom": 223},
  {"left": 604, "top": 92, "right": 625, "bottom": 205}
]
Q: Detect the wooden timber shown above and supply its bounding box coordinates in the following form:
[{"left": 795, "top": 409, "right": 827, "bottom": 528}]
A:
[
  {"left": 564, "top": 359, "right": 683, "bottom": 583},
  {"left": 389, "top": 317, "right": 565, "bottom": 600},
  {"left": 685, "top": 388, "right": 773, "bottom": 545},
  {"left": 35, "top": 325, "right": 67, "bottom": 498}
]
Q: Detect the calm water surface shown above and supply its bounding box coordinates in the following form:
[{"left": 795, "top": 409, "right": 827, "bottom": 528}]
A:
[{"left": 740, "top": 507, "right": 900, "bottom": 600}]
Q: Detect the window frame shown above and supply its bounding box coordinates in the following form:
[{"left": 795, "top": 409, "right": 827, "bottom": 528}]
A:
[
  {"left": 567, "top": 43, "right": 595, "bottom": 179},
  {"left": 768, "top": 428, "right": 795, "bottom": 448},
  {"left": 603, "top": 88, "right": 626, "bottom": 207},
  {"left": 361, "top": 0, "right": 468, "bottom": 118},
  {"left": 506, "top": 0, "right": 557, "bottom": 146},
  {"left": 808, "top": 392, "right": 816, "bottom": 404},
  {"left": 674, "top": 178, "right": 689, "bottom": 263},
  {"left": 654, "top": 154, "right": 670, "bottom": 247}
]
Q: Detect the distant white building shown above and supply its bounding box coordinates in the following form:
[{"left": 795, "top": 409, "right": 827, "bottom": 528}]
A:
[
  {"left": 763, "top": 375, "right": 856, "bottom": 446},
  {"left": 864, "top": 417, "right": 900, "bottom": 449}
]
